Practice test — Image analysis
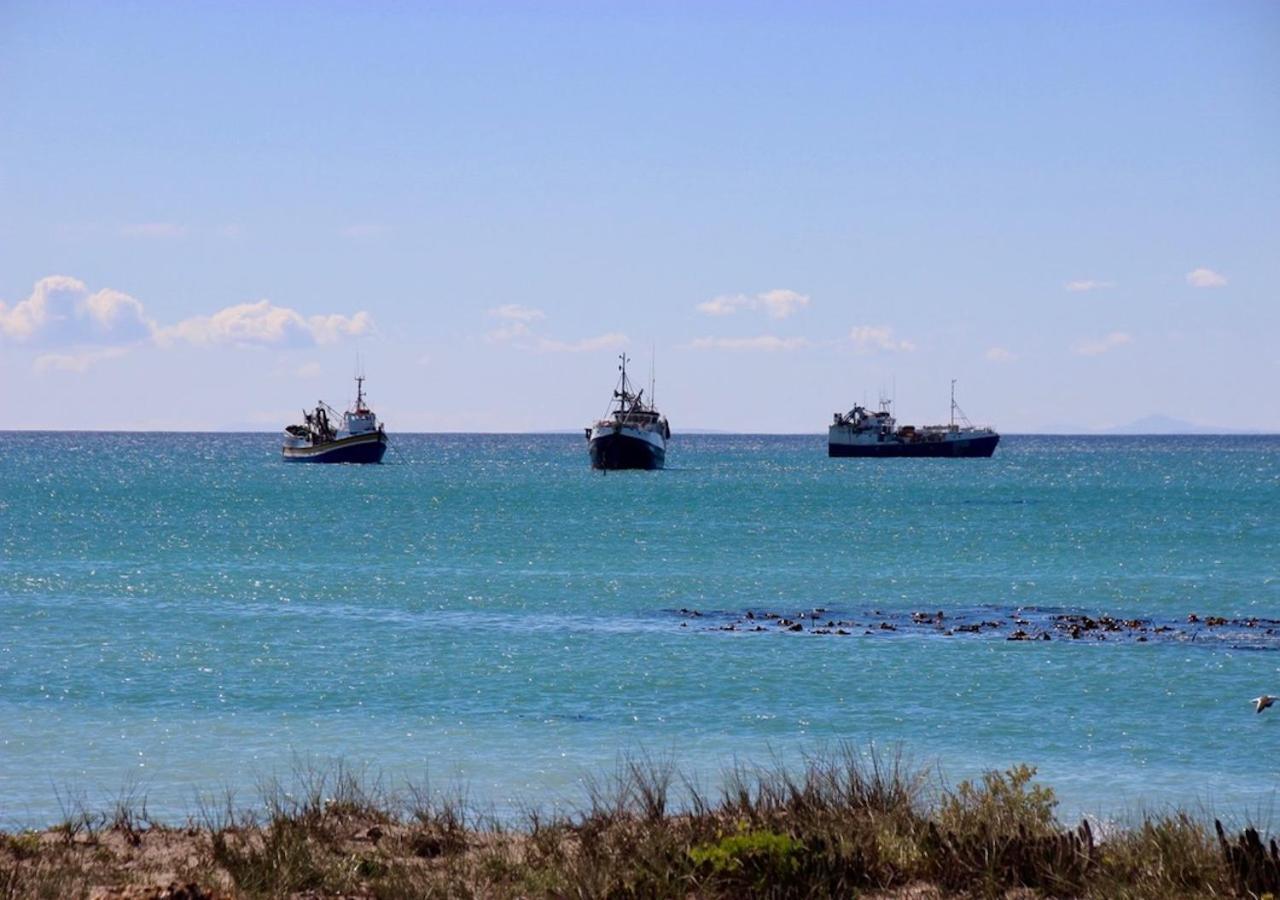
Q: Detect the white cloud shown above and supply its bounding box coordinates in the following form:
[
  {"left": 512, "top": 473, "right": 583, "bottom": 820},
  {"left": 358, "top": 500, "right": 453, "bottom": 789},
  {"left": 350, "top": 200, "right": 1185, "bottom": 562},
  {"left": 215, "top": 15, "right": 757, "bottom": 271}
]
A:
[
  {"left": 120, "top": 222, "right": 186, "bottom": 238},
  {"left": 688, "top": 335, "right": 808, "bottom": 351},
  {"left": 158, "top": 300, "right": 372, "bottom": 348},
  {"left": 483, "top": 306, "right": 620, "bottom": 351},
  {"left": 985, "top": 346, "right": 1016, "bottom": 362},
  {"left": 1065, "top": 279, "right": 1114, "bottom": 292},
  {"left": 0, "top": 276, "right": 154, "bottom": 344},
  {"left": 307, "top": 311, "right": 374, "bottom": 344},
  {"left": 1185, "top": 267, "right": 1227, "bottom": 288},
  {"left": 481, "top": 304, "right": 540, "bottom": 343},
  {"left": 696, "top": 288, "right": 810, "bottom": 319},
  {"left": 4, "top": 276, "right": 372, "bottom": 374},
  {"left": 1073, "top": 331, "right": 1132, "bottom": 356},
  {"left": 34, "top": 346, "right": 131, "bottom": 374},
  {"left": 757, "top": 289, "right": 810, "bottom": 319},
  {"left": 849, "top": 325, "right": 915, "bottom": 353},
  {"left": 81, "top": 289, "right": 154, "bottom": 340},
  {"left": 537, "top": 332, "right": 629, "bottom": 353},
  {"left": 488, "top": 304, "right": 545, "bottom": 323},
  {"left": 696, "top": 294, "right": 751, "bottom": 316},
  {"left": 484, "top": 305, "right": 546, "bottom": 343},
  {"left": 0, "top": 276, "right": 81, "bottom": 340}
]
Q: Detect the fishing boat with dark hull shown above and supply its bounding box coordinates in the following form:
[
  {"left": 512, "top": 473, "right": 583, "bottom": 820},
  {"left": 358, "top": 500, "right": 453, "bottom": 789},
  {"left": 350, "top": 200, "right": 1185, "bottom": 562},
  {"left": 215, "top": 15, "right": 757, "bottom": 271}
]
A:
[
  {"left": 586, "top": 354, "right": 670, "bottom": 471},
  {"left": 829, "top": 382, "right": 999, "bottom": 458},
  {"left": 282, "top": 375, "right": 388, "bottom": 463}
]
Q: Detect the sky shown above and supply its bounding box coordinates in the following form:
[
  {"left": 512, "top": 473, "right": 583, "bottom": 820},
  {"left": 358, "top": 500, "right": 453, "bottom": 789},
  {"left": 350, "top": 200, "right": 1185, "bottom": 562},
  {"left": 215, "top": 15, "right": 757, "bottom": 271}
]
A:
[{"left": 1, "top": 1, "right": 1277, "bottom": 432}]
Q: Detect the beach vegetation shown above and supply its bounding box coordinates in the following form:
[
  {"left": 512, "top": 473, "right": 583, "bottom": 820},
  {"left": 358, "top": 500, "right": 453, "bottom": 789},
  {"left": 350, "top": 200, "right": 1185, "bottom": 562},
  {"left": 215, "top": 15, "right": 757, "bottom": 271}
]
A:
[{"left": 0, "top": 746, "right": 1275, "bottom": 898}]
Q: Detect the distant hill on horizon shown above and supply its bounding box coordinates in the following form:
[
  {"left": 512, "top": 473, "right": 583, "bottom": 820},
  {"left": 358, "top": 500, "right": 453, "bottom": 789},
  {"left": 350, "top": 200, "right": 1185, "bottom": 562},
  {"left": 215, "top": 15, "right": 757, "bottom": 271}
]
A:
[
  {"left": 1101, "top": 414, "right": 1268, "bottom": 435},
  {"left": 1031, "top": 415, "right": 1272, "bottom": 436}
]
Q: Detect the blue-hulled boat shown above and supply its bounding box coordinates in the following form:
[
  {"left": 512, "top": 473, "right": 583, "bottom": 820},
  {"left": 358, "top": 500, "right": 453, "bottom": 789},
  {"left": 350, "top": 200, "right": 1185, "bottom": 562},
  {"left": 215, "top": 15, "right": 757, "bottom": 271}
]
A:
[{"left": 282, "top": 375, "right": 388, "bottom": 463}]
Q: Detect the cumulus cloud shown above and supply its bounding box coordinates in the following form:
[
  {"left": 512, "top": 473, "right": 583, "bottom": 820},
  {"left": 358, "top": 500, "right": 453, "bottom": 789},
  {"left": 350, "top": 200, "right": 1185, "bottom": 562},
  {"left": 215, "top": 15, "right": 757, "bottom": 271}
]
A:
[
  {"left": 3, "top": 276, "right": 373, "bottom": 375},
  {"left": 157, "top": 300, "right": 372, "bottom": 348},
  {"left": 0, "top": 276, "right": 155, "bottom": 344},
  {"left": 985, "top": 346, "right": 1016, "bottom": 362},
  {"left": 1065, "top": 279, "right": 1114, "bottom": 292},
  {"left": 1185, "top": 267, "right": 1227, "bottom": 288},
  {"left": 81, "top": 289, "right": 154, "bottom": 340},
  {"left": 696, "top": 295, "right": 749, "bottom": 316},
  {"left": 1073, "top": 331, "right": 1132, "bottom": 356},
  {"left": 696, "top": 288, "right": 810, "bottom": 319},
  {"left": 0, "top": 276, "right": 79, "bottom": 340},
  {"left": 688, "top": 335, "right": 808, "bottom": 351},
  {"left": 758, "top": 289, "right": 810, "bottom": 318},
  {"left": 849, "top": 325, "right": 915, "bottom": 353}
]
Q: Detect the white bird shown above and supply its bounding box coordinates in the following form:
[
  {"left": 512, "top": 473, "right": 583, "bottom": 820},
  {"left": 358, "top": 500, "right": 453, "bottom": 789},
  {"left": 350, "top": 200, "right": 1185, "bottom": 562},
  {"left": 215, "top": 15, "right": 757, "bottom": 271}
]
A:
[{"left": 1252, "top": 695, "right": 1275, "bottom": 714}]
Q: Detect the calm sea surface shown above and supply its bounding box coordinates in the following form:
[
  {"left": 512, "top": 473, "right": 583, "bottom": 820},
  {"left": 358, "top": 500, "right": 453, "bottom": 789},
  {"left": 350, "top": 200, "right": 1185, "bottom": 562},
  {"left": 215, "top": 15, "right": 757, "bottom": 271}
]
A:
[{"left": 1, "top": 433, "right": 1277, "bottom": 826}]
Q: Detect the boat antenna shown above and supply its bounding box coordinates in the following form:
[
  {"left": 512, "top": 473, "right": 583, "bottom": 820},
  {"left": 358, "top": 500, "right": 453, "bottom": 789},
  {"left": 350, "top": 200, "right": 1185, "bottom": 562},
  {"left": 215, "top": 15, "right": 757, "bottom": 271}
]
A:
[
  {"left": 649, "top": 343, "right": 655, "bottom": 409},
  {"left": 355, "top": 352, "right": 366, "bottom": 410}
]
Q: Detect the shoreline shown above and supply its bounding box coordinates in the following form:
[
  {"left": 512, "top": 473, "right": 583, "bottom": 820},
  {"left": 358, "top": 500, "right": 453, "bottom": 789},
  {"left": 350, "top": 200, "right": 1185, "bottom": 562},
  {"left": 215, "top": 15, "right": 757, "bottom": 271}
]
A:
[{"left": 2, "top": 752, "right": 1276, "bottom": 898}]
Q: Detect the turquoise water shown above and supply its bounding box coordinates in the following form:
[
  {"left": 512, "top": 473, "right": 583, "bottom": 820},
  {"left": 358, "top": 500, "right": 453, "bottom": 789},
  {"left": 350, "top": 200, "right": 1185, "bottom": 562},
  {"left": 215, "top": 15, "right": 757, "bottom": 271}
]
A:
[{"left": 1, "top": 433, "right": 1277, "bottom": 826}]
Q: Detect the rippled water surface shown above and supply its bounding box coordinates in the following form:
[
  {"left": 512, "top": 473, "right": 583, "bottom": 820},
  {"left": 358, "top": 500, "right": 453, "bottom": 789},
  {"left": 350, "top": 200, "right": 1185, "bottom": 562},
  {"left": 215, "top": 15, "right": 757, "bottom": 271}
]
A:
[{"left": 1, "top": 433, "right": 1277, "bottom": 825}]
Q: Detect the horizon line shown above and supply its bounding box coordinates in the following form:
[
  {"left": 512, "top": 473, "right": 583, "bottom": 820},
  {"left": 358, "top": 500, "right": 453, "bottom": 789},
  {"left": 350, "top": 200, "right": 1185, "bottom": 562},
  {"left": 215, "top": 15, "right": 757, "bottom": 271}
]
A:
[{"left": 1, "top": 428, "right": 1277, "bottom": 437}]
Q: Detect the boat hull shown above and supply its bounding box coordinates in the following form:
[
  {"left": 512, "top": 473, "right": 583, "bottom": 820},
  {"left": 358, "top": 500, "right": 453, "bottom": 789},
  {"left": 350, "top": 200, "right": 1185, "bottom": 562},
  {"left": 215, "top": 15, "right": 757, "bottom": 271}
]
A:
[
  {"left": 588, "top": 430, "right": 665, "bottom": 470},
  {"left": 828, "top": 433, "right": 999, "bottom": 458},
  {"left": 282, "top": 432, "right": 388, "bottom": 463}
]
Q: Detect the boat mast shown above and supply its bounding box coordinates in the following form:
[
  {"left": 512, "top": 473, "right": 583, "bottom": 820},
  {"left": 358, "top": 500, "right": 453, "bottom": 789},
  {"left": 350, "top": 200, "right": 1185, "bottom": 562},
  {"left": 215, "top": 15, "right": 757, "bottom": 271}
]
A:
[
  {"left": 950, "top": 379, "right": 956, "bottom": 428},
  {"left": 619, "top": 353, "right": 629, "bottom": 412}
]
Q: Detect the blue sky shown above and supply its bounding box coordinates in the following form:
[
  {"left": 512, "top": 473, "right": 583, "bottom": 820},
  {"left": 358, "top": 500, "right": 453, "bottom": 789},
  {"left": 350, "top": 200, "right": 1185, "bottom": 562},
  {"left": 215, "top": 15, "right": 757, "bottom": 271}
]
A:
[{"left": 2, "top": 1, "right": 1277, "bottom": 431}]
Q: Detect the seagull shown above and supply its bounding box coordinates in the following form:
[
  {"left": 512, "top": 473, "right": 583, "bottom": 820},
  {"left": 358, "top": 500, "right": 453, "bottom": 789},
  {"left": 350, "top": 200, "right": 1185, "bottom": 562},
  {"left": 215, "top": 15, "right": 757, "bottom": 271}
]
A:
[{"left": 1252, "top": 695, "right": 1275, "bottom": 714}]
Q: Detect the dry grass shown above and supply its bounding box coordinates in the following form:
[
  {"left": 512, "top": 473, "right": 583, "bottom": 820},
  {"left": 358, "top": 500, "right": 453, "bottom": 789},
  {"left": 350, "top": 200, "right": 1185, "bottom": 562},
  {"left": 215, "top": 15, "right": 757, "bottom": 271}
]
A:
[{"left": 0, "top": 748, "right": 1273, "bottom": 899}]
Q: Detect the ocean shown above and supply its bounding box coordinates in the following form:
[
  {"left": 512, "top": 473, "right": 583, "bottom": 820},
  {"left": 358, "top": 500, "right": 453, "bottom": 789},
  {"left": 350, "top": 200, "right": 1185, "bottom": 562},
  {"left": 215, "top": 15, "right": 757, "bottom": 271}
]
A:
[{"left": 1, "top": 432, "right": 1277, "bottom": 827}]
